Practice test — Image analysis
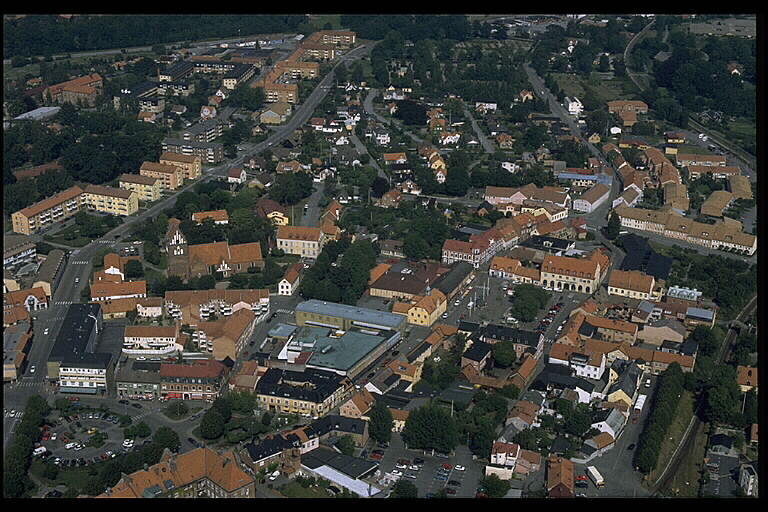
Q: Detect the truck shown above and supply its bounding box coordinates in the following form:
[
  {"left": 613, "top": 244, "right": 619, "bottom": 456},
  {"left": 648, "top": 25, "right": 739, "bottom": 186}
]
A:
[{"left": 586, "top": 466, "right": 604, "bottom": 488}]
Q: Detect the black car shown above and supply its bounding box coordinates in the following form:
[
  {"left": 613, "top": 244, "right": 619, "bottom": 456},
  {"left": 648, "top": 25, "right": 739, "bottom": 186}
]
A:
[
  {"left": 627, "top": 443, "right": 636, "bottom": 450},
  {"left": 413, "top": 458, "right": 425, "bottom": 465},
  {"left": 448, "top": 480, "right": 461, "bottom": 486},
  {"left": 392, "top": 350, "right": 399, "bottom": 357},
  {"left": 45, "top": 490, "right": 64, "bottom": 498},
  {"left": 131, "top": 403, "right": 142, "bottom": 409},
  {"left": 118, "top": 399, "right": 129, "bottom": 405},
  {"left": 187, "top": 437, "right": 199, "bottom": 447},
  {"left": 575, "top": 482, "right": 588, "bottom": 488}
]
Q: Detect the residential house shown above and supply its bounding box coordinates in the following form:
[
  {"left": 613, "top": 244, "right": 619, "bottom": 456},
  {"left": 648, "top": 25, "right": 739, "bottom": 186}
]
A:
[
  {"left": 461, "top": 341, "right": 492, "bottom": 373},
  {"left": 227, "top": 167, "right": 247, "bottom": 184},
  {"left": 735, "top": 365, "right": 757, "bottom": 393},
  {"left": 278, "top": 263, "right": 302, "bottom": 297},
  {"left": 572, "top": 183, "right": 610, "bottom": 213},
  {"left": 254, "top": 198, "right": 289, "bottom": 226},
  {"left": 192, "top": 209, "right": 229, "bottom": 225},
  {"left": 607, "top": 269, "right": 658, "bottom": 301},
  {"left": 339, "top": 388, "right": 376, "bottom": 419},
  {"left": 546, "top": 456, "right": 574, "bottom": 498},
  {"left": 377, "top": 188, "right": 401, "bottom": 209}
]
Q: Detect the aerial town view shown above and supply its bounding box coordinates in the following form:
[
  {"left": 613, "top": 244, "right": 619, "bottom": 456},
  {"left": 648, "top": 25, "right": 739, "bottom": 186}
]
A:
[{"left": 2, "top": 13, "right": 758, "bottom": 499}]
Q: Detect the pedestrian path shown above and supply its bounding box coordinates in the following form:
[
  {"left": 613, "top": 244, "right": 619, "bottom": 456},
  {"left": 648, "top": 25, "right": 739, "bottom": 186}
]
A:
[{"left": 53, "top": 300, "right": 76, "bottom": 306}]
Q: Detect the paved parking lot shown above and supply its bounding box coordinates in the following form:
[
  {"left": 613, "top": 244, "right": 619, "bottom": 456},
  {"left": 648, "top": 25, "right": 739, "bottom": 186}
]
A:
[{"left": 367, "top": 431, "right": 485, "bottom": 498}]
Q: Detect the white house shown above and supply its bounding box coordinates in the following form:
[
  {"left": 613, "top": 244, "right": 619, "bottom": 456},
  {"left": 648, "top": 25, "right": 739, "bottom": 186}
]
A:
[
  {"left": 501, "top": 161, "right": 520, "bottom": 174},
  {"left": 438, "top": 132, "right": 461, "bottom": 146},
  {"left": 278, "top": 264, "right": 301, "bottom": 296},
  {"left": 227, "top": 167, "right": 247, "bottom": 184},
  {"left": 565, "top": 96, "right": 584, "bottom": 116}
]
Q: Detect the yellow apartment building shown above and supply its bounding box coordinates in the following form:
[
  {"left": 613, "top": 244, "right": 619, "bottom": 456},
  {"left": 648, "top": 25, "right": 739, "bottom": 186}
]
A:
[
  {"left": 83, "top": 185, "right": 139, "bottom": 216},
  {"left": 140, "top": 161, "right": 184, "bottom": 191},
  {"left": 118, "top": 173, "right": 161, "bottom": 202},
  {"left": 159, "top": 152, "right": 202, "bottom": 180},
  {"left": 11, "top": 186, "right": 85, "bottom": 235}
]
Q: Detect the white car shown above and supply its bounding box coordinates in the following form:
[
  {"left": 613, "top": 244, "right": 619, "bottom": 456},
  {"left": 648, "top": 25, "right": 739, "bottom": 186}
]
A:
[
  {"left": 408, "top": 465, "right": 420, "bottom": 471},
  {"left": 391, "top": 470, "right": 403, "bottom": 477},
  {"left": 30, "top": 366, "right": 35, "bottom": 374},
  {"left": 51, "top": 433, "right": 57, "bottom": 441},
  {"left": 9, "top": 410, "right": 16, "bottom": 418},
  {"left": 44, "top": 328, "right": 49, "bottom": 335},
  {"left": 395, "top": 463, "right": 407, "bottom": 470},
  {"left": 454, "top": 465, "right": 465, "bottom": 471},
  {"left": 698, "top": 133, "right": 705, "bottom": 139}
]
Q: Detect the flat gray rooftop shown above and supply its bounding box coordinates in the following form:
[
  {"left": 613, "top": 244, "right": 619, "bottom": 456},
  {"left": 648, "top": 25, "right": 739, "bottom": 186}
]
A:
[{"left": 296, "top": 300, "right": 405, "bottom": 330}]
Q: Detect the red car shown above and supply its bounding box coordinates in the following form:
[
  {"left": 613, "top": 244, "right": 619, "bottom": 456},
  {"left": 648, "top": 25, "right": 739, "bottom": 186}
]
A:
[
  {"left": 370, "top": 453, "right": 383, "bottom": 460},
  {"left": 446, "top": 488, "right": 457, "bottom": 495},
  {"left": 441, "top": 463, "right": 452, "bottom": 470},
  {"left": 576, "top": 475, "right": 587, "bottom": 481},
  {"left": 397, "top": 459, "right": 411, "bottom": 466}
]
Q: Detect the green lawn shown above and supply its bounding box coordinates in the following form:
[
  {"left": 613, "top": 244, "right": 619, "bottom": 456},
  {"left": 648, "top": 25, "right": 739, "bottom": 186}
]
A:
[
  {"left": 644, "top": 390, "right": 696, "bottom": 487},
  {"left": 30, "top": 458, "right": 102, "bottom": 492},
  {"left": 659, "top": 420, "right": 708, "bottom": 497},
  {"left": 677, "top": 144, "right": 711, "bottom": 155},
  {"left": 279, "top": 480, "right": 331, "bottom": 498}
]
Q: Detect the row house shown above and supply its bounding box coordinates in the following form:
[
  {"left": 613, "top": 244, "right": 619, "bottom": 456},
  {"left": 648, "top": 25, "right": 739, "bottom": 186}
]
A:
[
  {"left": 728, "top": 174, "right": 753, "bottom": 201},
  {"left": 158, "top": 61, "right": 194, "bottom": 82},
  {"left": 123, "top": 325, "right": 179, "bottom": 356},
  {"left": 614, "top": 206, "right": 757, "bottom": 255},
  {"left": 43, "top": 73, "right": 103, "bottom": 106},
  {"left": 192, "top": 209, "right": 229, "bottom": 225},
  {"left": 488, "top": 256, "right": 541, "bottom": 285},
  {"left": 441, "top": 228, "right": 503, "bottom": 269},
  {"left": 90, "top": 280, "right": 147, "bottom": 302},
  {"left": 686, "top": 165, "right": 741, "bottom": 181},
  {"left": 676, "top": 153, "right": 727, "bottom": 168},
  {"left": 548, "top": 343, "right": 606, "bottom": 380},
  {"left": 160, "top": 359, "right": 227, "bottom": 401},
  {"left": 11, "top": 186, "right": 85, "bottom": 235},
  {"left": 100, "top": 447, "right": 255, "bottom": 498},
  {"left": 165, "top": 289, "right": 270, "bottom": 325},
  {"left": 607, "top": 269, "right": 661, "bottom": 302},
  {"left": 190, "top": 308, "right": 256, "bottom": 361},
  {"left": 607, "top": 100, "right": 648, "bottom": 114},
  {"left": 3, "top": 234, "right": 36, "bottom": 270},
  {"left": 539, "top": 249, "right": 610, "bottom": 294}
]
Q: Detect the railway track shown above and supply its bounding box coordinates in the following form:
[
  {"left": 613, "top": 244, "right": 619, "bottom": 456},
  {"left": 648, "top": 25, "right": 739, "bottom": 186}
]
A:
[{"left": 651, "top": 294, "right": 757, "bottom": 496}]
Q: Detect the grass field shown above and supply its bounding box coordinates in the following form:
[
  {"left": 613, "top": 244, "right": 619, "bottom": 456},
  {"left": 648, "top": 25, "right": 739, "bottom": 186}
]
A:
[
  {"left": 676, "top": 144, "right": 711, "bottom": 155},
  {"left": 551, "top": 73, "right": 640, "bottom": 102},
  {"left": 279, "top": 480, "right": 331, "bottom": 498},
  {"left": 43, "top": 225, "right": 91, "bottom": 247},
  {"left": 644, "top": 390, "right": 695, "bottom": 487},
  {"left": 659, "top": 420, "right": 707, "bottom": 497},
  {"left": 30, "top": 458, "right": 101, "bottom": 492}
]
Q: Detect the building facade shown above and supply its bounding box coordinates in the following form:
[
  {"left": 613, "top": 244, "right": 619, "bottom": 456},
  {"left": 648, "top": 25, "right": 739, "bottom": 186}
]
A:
[{"left": 11, "top": 186, "right": 85, "bottom": 235}]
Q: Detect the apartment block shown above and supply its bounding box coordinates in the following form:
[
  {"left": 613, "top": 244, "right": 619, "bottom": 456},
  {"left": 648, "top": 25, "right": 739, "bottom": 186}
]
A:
[
  {"left": 140, "top": 161, "right": 184, "bottom": 191},
  {"left": 160, "top": 359, "right": 227, "bottom": 401},
  {"left": 83, "top": 185, "right": 139, "bottom": 216},
  {"left": 44, "top": 73, "right": 103, "bottom": 106},
  {"left": 11, "top": 186, "right": 85, "bottom": 235},
  {"left": 118, "top": 174, "right": 161, "bottom": 202},
  {"left": 159, "top": 152, "right": 202, "bottom": 180},
  {"left": 162, "top": 138, "right": 224, "bottom": 165}
]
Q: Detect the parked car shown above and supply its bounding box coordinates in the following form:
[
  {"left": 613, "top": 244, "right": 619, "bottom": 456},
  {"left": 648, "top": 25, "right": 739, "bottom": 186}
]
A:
[
  {"left": 448, "top": 480, "right": 461, "bottom": 486},
  {"left": 446, "top": 488, "right": 457, "bottom": 495},
  {"left": 391, "top": 469, "right": 403, "bottom": 477},
  {"left": 131, "top": 403, "right": 143, "bottom": 409},
  {"left": 627, "top": 443, "right": 636, "bottom": 450},
  {"left": 575, "top": 481, "right": 588, "bottom": 488},
  {"left": 576, "top": 475, "right": 587, "bottom": 481},
  {"left": 413, "top": 458, "right": 425, "bottom": 465}
]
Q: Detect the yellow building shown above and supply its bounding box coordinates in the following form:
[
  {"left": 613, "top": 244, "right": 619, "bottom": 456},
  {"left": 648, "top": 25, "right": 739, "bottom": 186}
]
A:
[
  {"left": 276, "top": 226, "right": 326, "bottom": 258},
  {"left": 83, "top": 185, "right": 139, "bottom": 216},
  {"left": 140, "top": 161, "right": 184, "bottom": 191},
  {"left": 10, "top": 185, "right": 85, "bottom": 235},
  {"left": 118, "top": 173, "right": 161, "bottom": 202},
  {"left": 159, "top": 152, "right": 202, "bottom": 180},
  {"left": 392, "top": 289, "right": 447, "bottom": 327}
]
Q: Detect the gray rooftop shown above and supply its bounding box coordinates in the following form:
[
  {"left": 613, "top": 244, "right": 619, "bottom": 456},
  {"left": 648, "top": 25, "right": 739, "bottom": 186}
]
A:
[
  {"left": 686, "top": 307, "right": 713, "bottom": 321},
  {"left": 292, "top": 326, "right": 397, "bottom": 374},
  {"left": 13, "top": 106, "right": 61, "bottom": 121},
  {"left": 296, "top": 300, "right": 405, "bottom": 330},
  {"left": 268, "top": 323, "right": 297, "bottom": 339}
]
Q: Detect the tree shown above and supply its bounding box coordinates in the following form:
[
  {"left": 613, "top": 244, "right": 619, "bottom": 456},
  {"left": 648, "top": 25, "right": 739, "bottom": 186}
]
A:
[
  {"left": 261, "top": 411, "right": 272, "bottom": 426},
  {"left": 402, "top": 404, "right": 458, "bottom": 454},
  {"left": 368, "top": 402, "right": 393, "bottom": 444},
  {"left": 605, "top": 211, "right": 621, "bottom": 240},
  {"left": 200, "top": 408, "right": 225, "bottom": 439},
  {"left": 336, "top": 435, "right": 355, "bottom": 456},
  {"left": 479, "top": 473, "right": 511, "bottom": 498},
  {"left": 166, "top": 400, "right": 189, "bottom": 418},
  {"left": 123, "top": 259, "right": 144, "bottom": 279},
  {"left": 391, "top": 479, "right": 418, "bottom": 498},
  {"left": 491, "top": 342, "right": 517, "bottom": 368}
]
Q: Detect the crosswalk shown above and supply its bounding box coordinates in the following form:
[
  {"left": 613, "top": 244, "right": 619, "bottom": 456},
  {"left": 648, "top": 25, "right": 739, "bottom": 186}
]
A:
[
  {"left": 273, "top": 309, "right": 292, "bottom": 315},
  {"left": 53, "top": 301, "right": 76, "bottom": 306},
  {"left": 97, "top": 240, "right": 116, "bottom": 244},
  {"left": 71, "top": 260, "right": 90, "bottom": 265}
]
